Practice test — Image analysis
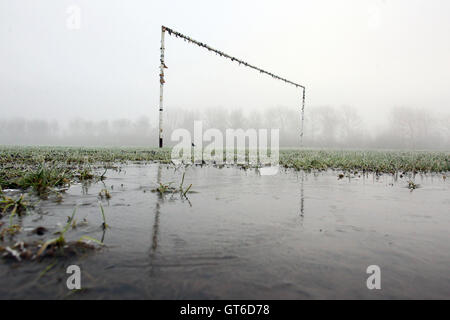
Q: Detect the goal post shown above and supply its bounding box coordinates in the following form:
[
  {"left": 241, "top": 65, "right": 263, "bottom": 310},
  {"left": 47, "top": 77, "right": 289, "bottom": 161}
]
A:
[{"left": 158, "top": 25, "right": 306, "bottom": 148}]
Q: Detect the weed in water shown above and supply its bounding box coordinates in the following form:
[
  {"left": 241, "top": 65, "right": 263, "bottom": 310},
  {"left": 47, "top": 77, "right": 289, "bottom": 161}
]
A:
[
  {"left": 78, "top": 235, "right": 104, "bottom": 246},
  {"left": 38, "top": 260, "right": 57, "bottom": 279},
  {"left": 99, "top": 203, "right": 109, "bottom": 230},
  {"left": 99, "top": 189, "right": 111, "bottom": 200},
  {"left": 183, "top": 184, "right": 192, "bottom": 198},
  {"left": 77, "top": 167, "right": 95, "bottom": 181},
  {"left": 152, "top": 182, "right": 176, "bottom": 195},
  {"left": 152, "top": 172, "right": 194, "bottom": 199},
  {"left": 1, "top": 191, "right": 30, "bottom": 223},
  {"left": 36, "top": 208, "right": 76, "bottom": 258},
  {"left": 408, "top": 180, "right": 419, "bottom": 191},
  {"left": 100, "top": 168, "right": 108, "bottom": 181},
  {"left": 0, "top": 224, "right": 21, "bottom": 241}
]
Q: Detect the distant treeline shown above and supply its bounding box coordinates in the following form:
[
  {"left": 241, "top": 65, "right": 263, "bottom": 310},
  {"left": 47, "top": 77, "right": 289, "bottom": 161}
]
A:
[{"left": 1, "top": 106, "right": 449, "bottom": 150}]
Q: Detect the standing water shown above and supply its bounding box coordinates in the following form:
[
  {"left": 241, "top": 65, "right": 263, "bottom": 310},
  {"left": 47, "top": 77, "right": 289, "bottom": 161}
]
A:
[{"left": 0, "top": 164, "right": 449, "bottom": 299}]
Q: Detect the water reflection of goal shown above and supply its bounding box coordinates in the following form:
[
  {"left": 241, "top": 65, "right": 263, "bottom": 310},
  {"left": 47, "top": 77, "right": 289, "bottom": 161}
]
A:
[{"left": 157, "top": 25, "right": 306, "bottom": 148}]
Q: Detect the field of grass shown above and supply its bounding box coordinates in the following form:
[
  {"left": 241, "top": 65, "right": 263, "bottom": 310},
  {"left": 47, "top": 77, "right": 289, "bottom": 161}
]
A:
[{"left": 0, "top": 146, "right": 448, "bottom": 192}]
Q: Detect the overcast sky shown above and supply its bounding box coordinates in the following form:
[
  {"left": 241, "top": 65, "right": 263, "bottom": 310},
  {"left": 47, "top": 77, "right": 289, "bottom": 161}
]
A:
[{"left": 1, "top": 0, "right": 449, "bottom": 127}]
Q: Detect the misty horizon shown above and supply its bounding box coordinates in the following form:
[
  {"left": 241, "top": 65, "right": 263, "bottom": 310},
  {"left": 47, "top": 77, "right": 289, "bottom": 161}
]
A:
[
  {"left": 1, "top": 105, "right": 448, "bottom": 150},
  {"left": 1, "top": 1, "right": 450, "bottom": 148}
]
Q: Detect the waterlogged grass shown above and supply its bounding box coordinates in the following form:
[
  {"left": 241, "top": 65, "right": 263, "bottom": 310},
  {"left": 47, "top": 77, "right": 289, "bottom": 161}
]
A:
[
  {"left": 0, "top": 146, "right": 171, "bottom": 191},
  {"left": 0, "top": 146, "right": 172, "bottom": 167},
  {"left": 0, "top": 147, "right": 448, "bottom": 191},
  {"left": 18, "top": 165, "right": 71, "bottom": 195},
  {"left": 279, "top": 149, "right": 450, "bottom": 174},
  {"left": 0, "top": 146, "right": 448, "bottom": 280},
  {"left": 0, "top": 205, "right": 105, "bottom": 262}
]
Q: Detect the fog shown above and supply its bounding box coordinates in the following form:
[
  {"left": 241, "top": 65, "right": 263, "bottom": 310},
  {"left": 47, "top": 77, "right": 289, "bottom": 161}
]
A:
[
  {"left": 1, "top": 105, "right": 449, "bottom": 149},
  {"left": 1, "top": 0, "right": 449, "bottom": 149}
]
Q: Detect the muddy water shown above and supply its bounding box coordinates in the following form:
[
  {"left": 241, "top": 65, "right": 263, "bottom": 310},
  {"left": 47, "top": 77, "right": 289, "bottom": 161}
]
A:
[{"left": 0, "top": 164, "right": 449, "bottom": 299}]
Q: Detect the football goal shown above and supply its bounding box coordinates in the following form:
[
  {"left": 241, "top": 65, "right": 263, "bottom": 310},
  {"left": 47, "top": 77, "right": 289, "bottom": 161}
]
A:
[{"left": 158, "top": 25, "right": 306, "bottom": 148}]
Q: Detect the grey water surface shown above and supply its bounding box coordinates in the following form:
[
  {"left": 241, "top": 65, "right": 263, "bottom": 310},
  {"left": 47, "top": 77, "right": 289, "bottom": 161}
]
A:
[{"left": 1, "top": 164, "right": 449, "bottom": 299}]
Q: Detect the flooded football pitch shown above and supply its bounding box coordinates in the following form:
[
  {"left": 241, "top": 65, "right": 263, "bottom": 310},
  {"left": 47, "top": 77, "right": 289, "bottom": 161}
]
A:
[{"left": 0, "top": 164, "right": 449, "bottom": 299}]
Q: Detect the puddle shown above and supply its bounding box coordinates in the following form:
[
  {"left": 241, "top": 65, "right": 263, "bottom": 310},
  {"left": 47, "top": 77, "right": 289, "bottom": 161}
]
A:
[{"left": 0, "top": 164, "right": 449, "bottom": 299}]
